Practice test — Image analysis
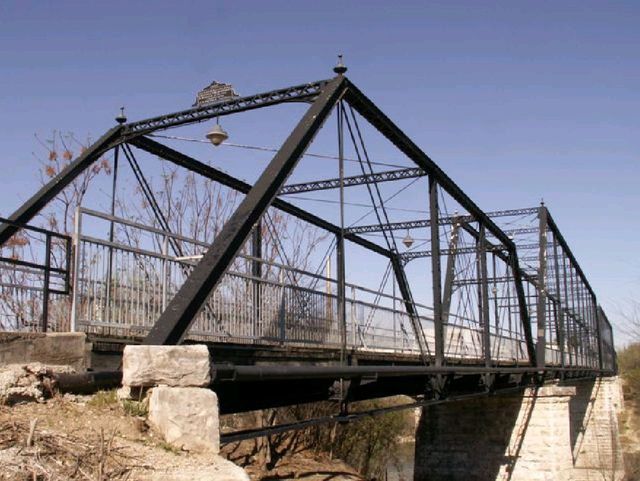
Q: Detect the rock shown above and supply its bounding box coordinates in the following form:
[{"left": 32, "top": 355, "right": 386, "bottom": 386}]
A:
[
  {"left": 0, "top": 332, "right": 90, "bottom": 371},
  {"left": 122, "top": 345, "right": 211, "bottom": 387},
  {"left": 0, "top": 363, "right": 75, "bottom": 405},
  {"left": 147, "top": 386, "right": 219, "bottom": 453}
]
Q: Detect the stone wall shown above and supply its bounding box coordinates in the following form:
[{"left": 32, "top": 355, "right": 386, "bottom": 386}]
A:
[
  {"left": 414, "top": 378, "right": 625, "bottom": 481},
  {"left": 569, "top": 377, "right": 625, "bottom": 480}
]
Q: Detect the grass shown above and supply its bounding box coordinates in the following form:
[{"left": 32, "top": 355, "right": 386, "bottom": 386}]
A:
[
  {"left": 87, "top": 389, "right": 148, "bottom": 417},
  {"left": 87, "top": 389, "right": 118, "bottom": 408},
  {"left": 122, "top": 399, "right": 148, "bottom": 417}
]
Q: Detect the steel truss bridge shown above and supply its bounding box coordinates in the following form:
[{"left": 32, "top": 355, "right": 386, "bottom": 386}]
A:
[{"left": 0, "top": 71, "right": 616, "bottom": 418}]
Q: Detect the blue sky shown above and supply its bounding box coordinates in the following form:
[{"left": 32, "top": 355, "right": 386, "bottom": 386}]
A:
[{"left": 0, "top": 1, "right": 638, "bottom": 343}]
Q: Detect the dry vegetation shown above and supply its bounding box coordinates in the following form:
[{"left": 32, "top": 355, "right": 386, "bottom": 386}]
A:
[
  {"left": 617, "top": 343, "right": 640, "bottom": 480},
  {"left": 0, "top": 389, "right": 413, "bottom": 481},
  {"left": 220, "top": 397, "right": 414, "bottom": 480},
  {"left": 0, "top": 392, "right": 233, "bottom": 481}
]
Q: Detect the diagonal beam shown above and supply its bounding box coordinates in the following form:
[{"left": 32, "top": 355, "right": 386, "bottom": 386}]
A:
[
  {"left": 0, "top": 126, "right": 123, "bottom": 246},
  {"left": 143, "top": 76, "right": 348, "bottom": 345},
  {"left": 279, "top": 168, "right": 425, "bottom": 195},
  {"left": 128, "top": 136, "right": 391, "bottom": 259}
]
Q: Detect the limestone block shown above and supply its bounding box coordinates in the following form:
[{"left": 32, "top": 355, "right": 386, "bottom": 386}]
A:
[
  {"left": 148, "top": 386, "right": 219, "bottom": 453},
  {"left": 122, "top": 345, "right": 210, "bottom": 387},
  {"left": 0, "top": 332, "right": 90, "bottom": 371}
]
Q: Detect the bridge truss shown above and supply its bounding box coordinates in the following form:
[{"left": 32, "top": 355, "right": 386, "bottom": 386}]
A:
[{"left": 0, "top": 72, "right": 616, "bottom": 415}]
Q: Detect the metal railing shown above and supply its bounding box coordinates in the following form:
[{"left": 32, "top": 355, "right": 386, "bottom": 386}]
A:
[
  {"left": 70, "top": 208, "right": 530, "bottom": 362},
  {"left": 0, "top": 217, "right": 71, "bottom": 332}
]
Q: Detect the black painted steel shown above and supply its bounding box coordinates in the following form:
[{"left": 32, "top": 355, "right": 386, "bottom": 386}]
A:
[
  {"left": 128, "top": 136, "right": 392, "bottom": 258},
  {"left": 121, "top": 80, "right": 330, "bottom": 140},
  {"left": 429, "top": 177, "right": 444, "bottom": 367},
  {"left": 345, "top": 208, "right": 540, "bottom": 235},
  {"left": 142, "top": 76, "right": 349, "bottom": 345},
  {"left": 279, "top": 167, "right": 425, "bottom": 195}
]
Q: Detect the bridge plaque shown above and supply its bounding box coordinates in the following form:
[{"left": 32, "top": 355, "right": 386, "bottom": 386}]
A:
[{"left": 193, "top": 81, "right": 239, "bottom": 107}]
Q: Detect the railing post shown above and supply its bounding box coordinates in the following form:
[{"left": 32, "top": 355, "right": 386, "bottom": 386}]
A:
[
  {"left": 251, "top": 221, "right": 262, "bottom": 339},
  {"left": 42, "top": 234, "right": 51, "bottom": 332},
  {"left": 536, "top": 205, "right": 548, "bottom": 370},
  {"left": 350, "top": 285, "right": 356, "bottom": 350},
  {"left": 278, "top": 270, "right": 286, "bottom": 343},
  {"left": 70, "top": 207, "right": 83, "bottom": 333},
  {"left": 104, "top": 145, "right": 119, "bottom": 324},
  {"left": 429, "top": 176, "right": 444, "bottom": 367},
  {"left": 161, "top": 235, "right": 169, "bottom": 311}
]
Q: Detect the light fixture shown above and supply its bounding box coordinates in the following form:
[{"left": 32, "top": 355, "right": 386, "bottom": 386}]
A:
[
  {"left": 402, "top": 230, "right": 414, "bottom": 249},
  {"left": 333, "top": 54, "right": 348, "bottom": 75},
  {"left": 206, "top": 118, "right": 228, "bottom": 146}
]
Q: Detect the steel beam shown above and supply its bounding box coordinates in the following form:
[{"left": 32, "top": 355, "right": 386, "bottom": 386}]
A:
[
  {"left": 478, "top": 225, "right": 491, "bottom": 367},
  {"left": 345, "top": 207, "right": 539, "bottom": 235},
  {"left": 0, "top": 126, "right": 123, "bottom": 246},
  {"left": 279, "top": 167, "right": 425, "bottom": 195},
  {"left": 429, "top": 177, "right": 444, "bottom": 367},
  {"left": 128, "top": 137, "right": 391, "bottom": 259},
  {"left": 536, "top": 206, "right": 548, "bottom": 369},
  {"left": 552, "top": 236, "right": 566, "bottom": 368},
  {"left": 122, "top": 80, "right": 330, "bottom": 140},
  {"left": 442, "top": 220, "right": 461, "bottom": 324},
  {"left": 401, "top": 243, "right": 540, "bottom": 262},
  {"left": 143, "top": 76, "right": 348, "bottom": 345}
]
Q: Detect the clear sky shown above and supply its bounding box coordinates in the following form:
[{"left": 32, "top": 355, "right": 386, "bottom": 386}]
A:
[{"left": 0, "top": 1, "right": 638, "bottom": 343}]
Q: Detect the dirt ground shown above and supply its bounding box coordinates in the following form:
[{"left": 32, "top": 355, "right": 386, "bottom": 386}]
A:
[{"left": 0, "top": 392, "right": 364, "bottom": 481}]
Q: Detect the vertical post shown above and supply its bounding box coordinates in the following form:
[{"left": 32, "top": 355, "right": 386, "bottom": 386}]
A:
[
  {"left": 278, "top": 270, "right": 286, "bottom": 343},
  {"left": 536, "top": 205, "right": 548, "bottom": 370},
  {"left": 161, "top": 235, "right": 169, "bottom": 311},
  {"left": 552, "top": 236, "right": 566, "bottom": 368},
  {"left": 70, "top": 207, "right": 83, "bottom": 332},
  {"left": 429, "top": 176, "right": 444, "bottom": 367},
  {"left": 561, "top": 251, "right": 572, "bottom": 366},
  {"left": 105, "top": 145, "right": 119, "bottom": 322},
  {"left": 478, "top": 225, "right": 491, "bottom": 367},
  {"left": 251, "top": 220, "right": 262, "bottom": 338},
  {"left": 350, "top": 285, "right": 356, "bottom": 349},
  {"left": 442, "top": 219, "right": 460, "bottom": 324},
  {"left": 337, "top": 100, "right": 347, "bottom": 364},
  {"left": 569, "top": 267, "right": 581, "bottom": 366},
  {"left": 595, "top": 303, "right": 604, "bottom": 371},
  {"left": 594, "top": 295, "right": 603, "bottom": 370},
  {"left": 42, "top": 234, "right": 52, "bottom": 332},
  {"left": 392, "top": 277, "right": 397, "bottom": 350}
]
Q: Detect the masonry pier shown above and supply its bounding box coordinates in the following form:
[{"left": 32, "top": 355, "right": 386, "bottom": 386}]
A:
[{"left": 414, "top": 377, "right": 624, "bottom": 481}]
